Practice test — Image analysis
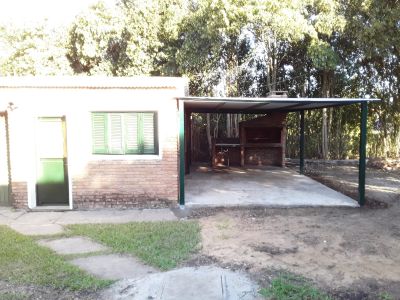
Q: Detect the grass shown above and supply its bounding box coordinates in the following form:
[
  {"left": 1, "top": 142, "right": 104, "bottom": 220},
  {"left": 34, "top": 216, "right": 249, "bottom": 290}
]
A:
[
  {"left": 0, "top": 292, "right": 28, "bottom": 300},
  {"left": 0, "top": 225, "right": 112, "bottom": 291},
  {"left": 259, "top": 273, "right": 332, "bottom": 300},
  {"left": 66, "top": 220, "right": 201, "bottom": 270},
  {"left": 379, "top": 292, "right": 394, "bottom": 300}
]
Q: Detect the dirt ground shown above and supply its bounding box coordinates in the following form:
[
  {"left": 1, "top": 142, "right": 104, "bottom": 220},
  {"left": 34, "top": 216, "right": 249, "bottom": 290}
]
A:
[
  {"left": 1, "top": 165, "right": 399, "bottom": 299},
  {"left": 187, "top": 165, "right": 400, "bottom": 299}
]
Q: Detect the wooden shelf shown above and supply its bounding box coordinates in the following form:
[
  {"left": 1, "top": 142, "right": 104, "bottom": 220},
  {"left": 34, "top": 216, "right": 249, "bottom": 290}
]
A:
[{"left": 243, "top": 143, "right": 283, "bottom": 148}]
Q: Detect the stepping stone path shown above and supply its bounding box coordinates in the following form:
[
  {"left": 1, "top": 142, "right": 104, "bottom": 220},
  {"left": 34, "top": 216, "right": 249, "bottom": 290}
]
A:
[
  {"left": 38, "top": 236, "right": 261, "bottom": 299},
  {"left": 10, "top": 223, "right": 64, "bottom": 235},
  {"left": 71, "top": 254, "right": 156, "bottom": 280},
  {"left": 38, "top": 237, "right": 156, "bottom": 280},
  {"left": 102, "top": 266, "right": 261, "bottom": 300},
  {"left": 38, "top": 237, "right": 108, "bottom": 255}
]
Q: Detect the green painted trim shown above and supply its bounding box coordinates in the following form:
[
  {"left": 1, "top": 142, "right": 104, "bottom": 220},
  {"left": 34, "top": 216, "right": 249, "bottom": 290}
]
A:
[
  {"left": 153, "top": 112, "right": 159, "bottom": 155},
  {"left": 91, "top": 113, "right": 108, "bottom": 154},
  {"left": 179, "top": 100, "right": 185, "bottom": 206},
  {"left": 92, "top": 112, "right": 158, "bottom": 155},
  {"left": 358, "top": 102, "right": 368, "bottom": 206},
  {"left": 138, "top": 113, "right": 144, "bottom": 153},
  {"left": 299, "top": 110, "right": 305, "bottom": 174}
]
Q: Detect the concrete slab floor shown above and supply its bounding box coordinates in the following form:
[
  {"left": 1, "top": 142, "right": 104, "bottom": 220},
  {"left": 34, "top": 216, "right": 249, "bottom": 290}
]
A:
[
  {"left": 13, "top": 211, "right": 63, "bottom": 225},
  {"left": 0, "top": 208, "right": 26, "bottom": 220},
  {"left": 38, "top": 237, "right": 108, "bottom": 255},
  {"left": 102, "top": 266, "right": 261, "bottom": 300},
  {"left": 0, "top": 208, "right": 178, "bottom": 235},
  {"left": 71, "top": 254, "right": 157, "bottom": 281},
  {"left": 185, "top": 166, "right": 359, "bottom": 207},
  {"left": 9, "top": 223, "right": 64, "bottom": 236},
  {"left": 56, "top": 209, "right": 177, "bottom": 225}
]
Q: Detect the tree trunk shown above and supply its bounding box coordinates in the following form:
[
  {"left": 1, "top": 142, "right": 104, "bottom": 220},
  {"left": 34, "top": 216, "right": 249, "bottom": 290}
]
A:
[
  {"left": 214, "top": 114, "right": 220, "bottom": 138},
  {"left": 206, "top": 113, "right": 212, "bottom": 156},
  {"left": 321, "top": 70, "right": 332, "bottom": 159},
  {"left": 226, "top": 113, "right": 231, "bottom": 138}
]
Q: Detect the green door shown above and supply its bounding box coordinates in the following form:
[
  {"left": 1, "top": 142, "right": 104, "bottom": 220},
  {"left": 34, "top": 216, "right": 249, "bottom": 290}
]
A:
[
  {"left": 0, "top": 113, "right": 10, "bottom": 206},
  {"left": 36, "top": 117, "right": 69, "bottom": 206}
]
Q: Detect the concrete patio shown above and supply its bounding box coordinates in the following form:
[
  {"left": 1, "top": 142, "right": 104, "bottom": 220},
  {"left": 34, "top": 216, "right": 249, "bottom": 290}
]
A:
[{"left": 185, "top": 165, "right": 359, "bottom": 207}]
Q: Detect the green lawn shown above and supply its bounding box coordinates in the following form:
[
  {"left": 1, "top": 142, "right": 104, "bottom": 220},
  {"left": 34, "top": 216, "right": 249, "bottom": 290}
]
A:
[
  {"left": 0, "top": 292, "right": 28, "bottom": 300},
  {"left": 260, "top": 273, "right": 332, "bottom": 300},
  {"left": 0, "top": 225, "right": 111, "bottom": 291},
  {"left": 66, "top": 220, "right": 201, "bottom": 270}
]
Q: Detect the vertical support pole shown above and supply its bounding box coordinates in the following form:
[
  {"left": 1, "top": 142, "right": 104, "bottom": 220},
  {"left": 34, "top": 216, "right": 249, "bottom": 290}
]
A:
[
  {"left": 299, "top": 110, "right": 305, "bottom": 174},
  {"left": 4, "top": 111, "right": 12, "bottom": 206},
  {"left": 358, "top": 102, "right": 368, "bottom": 206},
  {"left": 187, "top": 112, "right": 192, "bottom": 172},
  {"left": 179, "top": 100, "right": 185, "bottom": 207}
]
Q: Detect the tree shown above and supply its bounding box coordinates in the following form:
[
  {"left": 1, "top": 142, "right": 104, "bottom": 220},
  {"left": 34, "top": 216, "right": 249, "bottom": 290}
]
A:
[
  {"left": 66, "top": 1, "right": 159, "bottom": 75},
  {"left": 0, "top": 23, "right": 71, "bottom": 75}
]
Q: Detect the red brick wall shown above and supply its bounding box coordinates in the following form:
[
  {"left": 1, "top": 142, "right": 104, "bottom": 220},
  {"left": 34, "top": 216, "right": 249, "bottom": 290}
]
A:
[
  {"left": 11, "top": 181, "right": 28, "bottom": 209},
  {"left": 245, "top": 148, "right": 283, "bottom": 166},
  {"left": 72, "top": 147, "right": 178, "bottom": 209}
]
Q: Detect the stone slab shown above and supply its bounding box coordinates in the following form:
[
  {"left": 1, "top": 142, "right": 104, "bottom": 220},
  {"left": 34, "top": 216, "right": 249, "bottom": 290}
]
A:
[
  {"left": 102, "top": 266, "right": 261, "bottom": 300},
  {"left": 13, "top": 212, "right": 63, "bottom": 224},
  {"left": 9, "top": 223, "right": 64, "bottom": 235},
  {"left": 0, "top": 208, "right": 26, "bottom": 220},
  {"left": 0, "top": 214, "right": 10, "bottom": 225},
  {"left": 39, "top": 237, "right": 108, "bottom": 255},
  {"left": 71, "top": 254, "right": 157, "bottom": 280}
]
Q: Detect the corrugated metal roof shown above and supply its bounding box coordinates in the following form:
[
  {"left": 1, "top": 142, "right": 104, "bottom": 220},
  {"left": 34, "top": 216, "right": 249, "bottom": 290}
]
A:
[
  {"left": 0, "top": 76, "right": 189, "bottom": 89},
  {"left": 179, "top": 96, "right": 380, "bottom": 112}
]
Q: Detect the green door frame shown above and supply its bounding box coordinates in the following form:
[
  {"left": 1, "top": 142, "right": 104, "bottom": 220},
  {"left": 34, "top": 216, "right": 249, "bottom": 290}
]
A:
[{"left": 36, "top": 116, "right": 69, "bottom": 206}]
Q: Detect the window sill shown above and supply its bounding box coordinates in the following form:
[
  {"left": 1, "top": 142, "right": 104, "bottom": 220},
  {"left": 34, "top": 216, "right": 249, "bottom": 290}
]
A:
[{"left": 90, "top": 154, "right": 162, "bottom": 161}]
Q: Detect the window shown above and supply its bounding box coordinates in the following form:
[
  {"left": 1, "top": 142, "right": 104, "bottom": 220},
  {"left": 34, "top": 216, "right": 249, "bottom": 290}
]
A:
[{"left": 92, "top": 112, "right": 158, "bottom": 155}]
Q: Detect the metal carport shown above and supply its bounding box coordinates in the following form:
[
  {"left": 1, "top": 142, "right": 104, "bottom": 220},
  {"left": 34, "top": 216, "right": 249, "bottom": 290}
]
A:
[{"left": 177, "top": 96, "right": 380, "bottom": 207}]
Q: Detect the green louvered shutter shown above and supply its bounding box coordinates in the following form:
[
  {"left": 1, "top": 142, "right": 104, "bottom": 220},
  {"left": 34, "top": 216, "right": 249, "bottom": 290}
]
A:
[
  {"left": 109, "top": 113, "right": 123, "bottom": 154},
  {"left": 92, "top": 113, "right": 108, "bottom": 154},
  {"left": 125, "top": 113, "right": 139, "bottom": 154},
  {"left": 142, "top": 113, "right": 155, "bottom": 154}
]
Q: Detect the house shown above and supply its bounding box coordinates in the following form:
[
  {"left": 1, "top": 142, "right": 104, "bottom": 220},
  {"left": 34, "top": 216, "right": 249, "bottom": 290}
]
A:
[
  {"left": 0, "top": 76, "right": 376, "bottom": 210},
  {"left": 0, "top": 76, "right": 187, "bottom": 209}
]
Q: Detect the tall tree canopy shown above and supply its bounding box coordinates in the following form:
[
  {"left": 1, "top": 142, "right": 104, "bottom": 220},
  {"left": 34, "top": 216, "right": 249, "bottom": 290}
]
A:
[{"left": 0, "top": 0, "right": 399, "bottom": 158}]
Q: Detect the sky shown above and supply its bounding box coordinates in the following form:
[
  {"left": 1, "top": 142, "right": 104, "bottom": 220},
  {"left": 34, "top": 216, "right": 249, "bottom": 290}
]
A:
[{"left": 0, "top": 0, "right": 116, "bottom": 26}]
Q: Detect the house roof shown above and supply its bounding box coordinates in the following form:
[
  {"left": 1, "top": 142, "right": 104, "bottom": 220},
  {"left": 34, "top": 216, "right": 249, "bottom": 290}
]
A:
[
  {"left": 179, "top": 96, "right": 380, "bottom": 113},
  {"left": 0, "top": 76, "right": 189, "bottom": 90}
]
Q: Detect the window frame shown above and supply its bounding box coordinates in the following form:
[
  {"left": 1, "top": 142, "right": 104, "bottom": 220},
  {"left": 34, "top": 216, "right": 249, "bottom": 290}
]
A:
[{"left": 91, "top": 111, "right": 159, "bottom": 156}]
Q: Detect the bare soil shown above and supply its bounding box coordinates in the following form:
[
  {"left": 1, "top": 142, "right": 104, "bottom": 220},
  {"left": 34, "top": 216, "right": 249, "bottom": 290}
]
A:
[{"left": 186, "top": 166, "right": 400, "bottom": 299}]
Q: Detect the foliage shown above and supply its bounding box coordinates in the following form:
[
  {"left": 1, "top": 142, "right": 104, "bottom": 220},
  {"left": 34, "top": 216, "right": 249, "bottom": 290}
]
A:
[
  {"left": 66, "top": 1, "right": 158, "bottom": 75},
  {"left": 0, "top": 225, "right": 110, "bottom": 290},
  {"left": 66, "top": 221, "right": 201, "bottom": 270},
  {"left": 259, "top": 273, "right": 332, "bottom": 300},
  {"left": 1, "top": 0, "right": 400, "bottom": 158},
  {"left": 0, "top": 23, "right": 71, "bottom": 75}
]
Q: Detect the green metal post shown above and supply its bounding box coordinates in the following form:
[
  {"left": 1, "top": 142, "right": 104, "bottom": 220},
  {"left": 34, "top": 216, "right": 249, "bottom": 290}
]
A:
[
  {"left": 299, "top": 110, "right": 305, "bottom": 174},
  {"left": 179, "top": 100, "right": 185, "bottom": 207},
  {"left": 358, "top": 102, "right": 368, "bottom": 206}
]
